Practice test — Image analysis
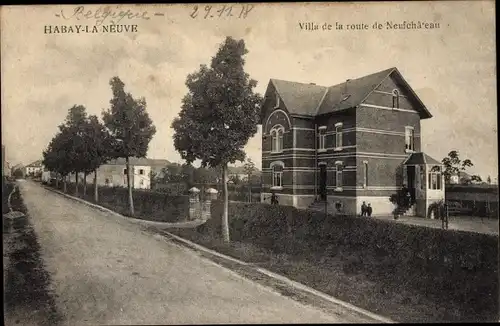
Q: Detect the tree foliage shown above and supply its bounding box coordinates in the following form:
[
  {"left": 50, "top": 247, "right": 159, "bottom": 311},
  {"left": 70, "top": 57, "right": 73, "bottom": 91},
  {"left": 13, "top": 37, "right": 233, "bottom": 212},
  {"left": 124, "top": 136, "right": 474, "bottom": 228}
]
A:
[
  {"left": 102, "top": 77, "right": 156, "bottom": 215},
  {"left": 171, "top": 37, "right": 262, "bottom": 168},
  {"left": 12, "top": 168, "right": 24, "bottom": 178},
  {"left": 43, "top": 105, "right": 113, "bottom": 198},
  {"left": 171, "top": 36, "right": 262, "bottom": 242},
  {"left": 441, "top": 150, "right": 474, "bottom": 182}
]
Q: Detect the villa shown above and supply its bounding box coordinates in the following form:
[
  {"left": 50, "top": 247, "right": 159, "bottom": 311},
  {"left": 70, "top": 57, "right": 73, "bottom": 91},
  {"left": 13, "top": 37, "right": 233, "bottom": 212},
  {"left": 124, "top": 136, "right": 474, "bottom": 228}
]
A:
[{"left": 259, "top": 67, "right": 445, "bottom": 217}]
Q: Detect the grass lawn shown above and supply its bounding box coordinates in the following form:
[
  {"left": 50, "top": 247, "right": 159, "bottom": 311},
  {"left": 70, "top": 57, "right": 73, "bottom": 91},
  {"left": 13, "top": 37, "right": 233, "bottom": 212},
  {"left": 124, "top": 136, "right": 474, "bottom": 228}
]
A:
[{"left": 168, "top": 223, "right": 497, "bottom": 323}]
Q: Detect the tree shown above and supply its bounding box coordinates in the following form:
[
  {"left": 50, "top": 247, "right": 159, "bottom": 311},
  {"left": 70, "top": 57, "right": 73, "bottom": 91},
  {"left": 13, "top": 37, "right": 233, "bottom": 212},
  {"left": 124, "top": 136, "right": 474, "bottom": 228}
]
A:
[
  {"left": 160, "top": 163, "right": 184, "bottom": 183},
  {"left": 441, "top": 150, "right": 474, "bottom": 183},
  {"left": 102, "top": 77, "right": 156, "bottom": 215},
  {"left": 81, "top": 115, "right": 114, "bottom": 201},
  {"left": 243, "top": 158, "right": 256, "bottom": 202},
  {"left": 43, "top": 125, "right": 77, "bottom": 193},
  {"left": 469, "top": 175, "right": 482, "bottom": 184},
  {"left": 171, "top": 36, "right": 262, "bottom": 242},
  {"left": 62, "top": 105, "right": 89, "bottom": 196},
  {"left": 13, "top": 168, "right": 24, "bottom": 179}
]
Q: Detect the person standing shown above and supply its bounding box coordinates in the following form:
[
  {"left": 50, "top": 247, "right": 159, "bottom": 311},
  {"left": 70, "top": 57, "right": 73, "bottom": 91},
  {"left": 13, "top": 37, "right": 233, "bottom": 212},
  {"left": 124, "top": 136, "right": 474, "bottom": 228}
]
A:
[
  {"left": 367, "top": 203, "right": 373, "bottom": 217},
  {"left": 361, "top": 201, "right": 368, "bottom": 217}
]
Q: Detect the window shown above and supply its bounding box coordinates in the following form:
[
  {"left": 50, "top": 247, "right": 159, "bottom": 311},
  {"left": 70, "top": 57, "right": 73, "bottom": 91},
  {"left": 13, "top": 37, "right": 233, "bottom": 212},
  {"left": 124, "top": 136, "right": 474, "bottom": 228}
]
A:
[
  {"left": 139, "top": 169, "right": 144, "bottom": 175},
  {"left": 140, "top": 179, "right": 144, "bottom": 186},
  {"left": 275, "top": 92, "right": 280, "bottom": 108},
  {"left": 318, "top": 126, "right": 326, "bottom": 151},
  {"left": 405, "top": 126, "right": 415, "bottom": 152},
  {"left": 363, "top": 161, "right": 368, "bottom": 188},
  {"left": 420, "top": 167, "right": 425, "bottom": 190},
  {"left": 335, "top": 123, "right": 343, "bottom": 149},
  {"left": 270, "top": 125, "right": 284, "bottom": 153},
  {"left": 272, "top": 164, "right": 283, "bottom": 188},
  {"left": 123, "top": 168, "right": 128, "bottom": 175},
  {"left": 335, "top": 162, "right": 343, "bottom": 190},
  {"left": 392, "top": 89, "right": 400, "bottom": 109},
  {"left": 429, "top": 166, "right": 442, "bottom": 190}
]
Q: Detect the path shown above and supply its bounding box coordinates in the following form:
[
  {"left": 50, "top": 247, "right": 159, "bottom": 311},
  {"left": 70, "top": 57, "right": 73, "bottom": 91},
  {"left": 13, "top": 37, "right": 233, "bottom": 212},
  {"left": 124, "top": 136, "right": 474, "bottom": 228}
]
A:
[
  {"left": 18, "top": 181, "right": 355, "bottom": 325},
  {"left": 373, "top": 214, "right": 498, "bottom": 235}
]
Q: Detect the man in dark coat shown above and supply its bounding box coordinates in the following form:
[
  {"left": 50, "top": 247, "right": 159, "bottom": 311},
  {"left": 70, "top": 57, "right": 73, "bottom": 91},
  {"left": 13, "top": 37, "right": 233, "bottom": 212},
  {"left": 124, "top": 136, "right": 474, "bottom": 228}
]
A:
[{"left": 361, "top": 201, "right": 368, "bottom": 216}]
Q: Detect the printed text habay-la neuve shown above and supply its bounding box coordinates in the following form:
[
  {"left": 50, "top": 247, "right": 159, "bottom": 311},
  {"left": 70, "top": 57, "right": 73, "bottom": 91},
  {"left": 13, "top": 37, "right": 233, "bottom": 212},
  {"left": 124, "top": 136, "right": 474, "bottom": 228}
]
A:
[{"left": 44, "top": 24, "right": 138, "bottom": 34}]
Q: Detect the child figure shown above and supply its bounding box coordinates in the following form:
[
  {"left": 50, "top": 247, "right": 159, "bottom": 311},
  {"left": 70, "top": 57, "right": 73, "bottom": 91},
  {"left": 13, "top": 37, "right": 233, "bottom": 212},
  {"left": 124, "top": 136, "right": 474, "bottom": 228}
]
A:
[{"left": 367, "top": 203, "right": 373, "bottom": 217}]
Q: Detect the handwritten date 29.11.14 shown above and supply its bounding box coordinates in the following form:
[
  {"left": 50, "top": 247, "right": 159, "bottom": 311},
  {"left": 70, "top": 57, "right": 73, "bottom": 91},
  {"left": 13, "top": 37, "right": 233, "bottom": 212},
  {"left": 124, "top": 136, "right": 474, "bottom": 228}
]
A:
[{"left": 190, "top": 4, "right": 254, "bottom": 19}]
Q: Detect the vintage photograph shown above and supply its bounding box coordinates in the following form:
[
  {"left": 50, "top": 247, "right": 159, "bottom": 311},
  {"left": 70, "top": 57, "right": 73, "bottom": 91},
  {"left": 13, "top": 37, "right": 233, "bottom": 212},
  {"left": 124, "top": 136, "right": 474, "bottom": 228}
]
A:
[{"left": 1, "top": 1, "right": 498, "bottom": 324}]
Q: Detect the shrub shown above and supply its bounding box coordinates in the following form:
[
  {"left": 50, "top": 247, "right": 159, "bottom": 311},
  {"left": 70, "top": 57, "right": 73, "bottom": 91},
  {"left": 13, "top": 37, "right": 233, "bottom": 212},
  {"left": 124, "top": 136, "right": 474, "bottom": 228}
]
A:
[{"left": 51, "top": 182, "right": 190, "bottom": 222}]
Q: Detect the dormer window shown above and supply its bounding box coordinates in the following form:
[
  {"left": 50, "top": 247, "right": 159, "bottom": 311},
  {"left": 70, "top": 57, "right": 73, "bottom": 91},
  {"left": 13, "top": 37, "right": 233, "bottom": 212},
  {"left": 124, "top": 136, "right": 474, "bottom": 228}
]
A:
[
  {"left": 275, "top": 92, "right": 280, "bottom": 108},
  {"left": 270, "top": 125, "right": 284, "bottom": 153},
  {"left": 392, "top": 89, "right": 400, "bottom": 109}
]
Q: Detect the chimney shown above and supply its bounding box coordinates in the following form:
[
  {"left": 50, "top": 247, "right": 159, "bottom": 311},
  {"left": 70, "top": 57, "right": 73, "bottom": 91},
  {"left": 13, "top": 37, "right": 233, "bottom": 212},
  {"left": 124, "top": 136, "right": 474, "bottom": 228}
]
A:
[{"left": 344, "top": 79, "right": 351, "bottom": 94}]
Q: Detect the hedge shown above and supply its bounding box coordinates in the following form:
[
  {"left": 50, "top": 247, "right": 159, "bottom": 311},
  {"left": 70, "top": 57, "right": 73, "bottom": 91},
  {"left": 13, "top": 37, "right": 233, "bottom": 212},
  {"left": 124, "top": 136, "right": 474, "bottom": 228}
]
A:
[
  {"left": 50, "top": 182, "right": 190, "bottom": 223},
  {"left": 203, "top": 201, "right": 498, "bottom": 314}
]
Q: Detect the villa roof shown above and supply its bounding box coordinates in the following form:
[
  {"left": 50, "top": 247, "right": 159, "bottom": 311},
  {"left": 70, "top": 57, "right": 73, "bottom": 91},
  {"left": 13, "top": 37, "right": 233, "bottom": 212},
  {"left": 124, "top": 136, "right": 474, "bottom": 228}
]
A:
[
  {"left": 267, "top": 67, "right": 432, "bottom": 119},
  {"left": 404, "top": 152, "right": 442, "bottom": 165}
]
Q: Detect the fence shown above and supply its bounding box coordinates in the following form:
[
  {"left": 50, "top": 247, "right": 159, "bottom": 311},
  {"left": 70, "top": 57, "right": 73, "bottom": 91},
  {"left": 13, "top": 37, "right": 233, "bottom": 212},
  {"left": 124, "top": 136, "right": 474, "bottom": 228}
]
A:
[{"left": 445, "top": 185, "right": 499, "bottom": 218}]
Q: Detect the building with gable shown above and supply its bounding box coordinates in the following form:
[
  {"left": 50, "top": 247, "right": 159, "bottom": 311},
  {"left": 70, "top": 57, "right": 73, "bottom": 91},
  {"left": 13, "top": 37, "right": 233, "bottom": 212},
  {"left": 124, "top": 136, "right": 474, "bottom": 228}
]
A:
[{"left": 260, "top": 67, "right": 445, "bottom": 218}]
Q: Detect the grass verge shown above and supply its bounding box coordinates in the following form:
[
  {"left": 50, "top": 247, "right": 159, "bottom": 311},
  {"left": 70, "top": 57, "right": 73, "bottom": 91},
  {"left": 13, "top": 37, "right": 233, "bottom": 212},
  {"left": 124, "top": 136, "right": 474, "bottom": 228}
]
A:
[
  {"left": 3, "top": 182, "right": 62, "bottom": 326},
  {"left": 168, "top": 222, "right": 497, "bottom": 323}
]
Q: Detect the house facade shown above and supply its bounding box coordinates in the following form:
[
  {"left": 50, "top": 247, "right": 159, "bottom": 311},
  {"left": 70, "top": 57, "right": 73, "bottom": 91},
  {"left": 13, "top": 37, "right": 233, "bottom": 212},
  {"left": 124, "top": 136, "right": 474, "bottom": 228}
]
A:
[
  {"left": 260, "top": 67, "right": 444, "bottom": 218},
  {"left": 25, "top": 160, "right": 43, "bottom": 176},
  {"left": 71, "top": 157, "right": 154, "bottom": 190}
]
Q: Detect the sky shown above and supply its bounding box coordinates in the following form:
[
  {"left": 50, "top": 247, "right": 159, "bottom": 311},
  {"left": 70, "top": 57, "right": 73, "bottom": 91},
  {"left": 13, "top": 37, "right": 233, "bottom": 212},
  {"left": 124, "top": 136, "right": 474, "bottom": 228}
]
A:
[{"left": 1, "top": 2, "right": 497, "bottom": 180}]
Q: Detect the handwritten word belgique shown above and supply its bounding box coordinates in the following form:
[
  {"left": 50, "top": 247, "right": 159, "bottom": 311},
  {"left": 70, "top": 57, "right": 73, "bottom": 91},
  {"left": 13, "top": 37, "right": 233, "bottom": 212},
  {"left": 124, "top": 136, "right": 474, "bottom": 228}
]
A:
[
  {"left": 190, "top": 4, "right": 254, "bottom": 19},
  {"left": 58, "top": 6, "right": 151, "bottom": 26}
]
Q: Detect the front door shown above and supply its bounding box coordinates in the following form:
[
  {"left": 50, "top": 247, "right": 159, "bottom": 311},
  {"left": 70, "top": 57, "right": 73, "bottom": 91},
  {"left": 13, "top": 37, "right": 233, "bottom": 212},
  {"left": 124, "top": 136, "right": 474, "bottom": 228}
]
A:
[
  {"left": 406, "top": 165, "right": 416, "bottom": 203},
  {"left": 319, "top": 165, "right": 327, "bottom": 201}
]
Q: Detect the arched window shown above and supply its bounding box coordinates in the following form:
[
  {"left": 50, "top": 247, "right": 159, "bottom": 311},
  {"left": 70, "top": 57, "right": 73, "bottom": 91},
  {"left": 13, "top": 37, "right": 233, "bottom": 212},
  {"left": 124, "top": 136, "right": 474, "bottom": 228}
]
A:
[
  {"left": 392, "top": 89, "right": 400, "bottom": 109},
  {"left": 270, "top": 125, "right": 284, "bottom": 153}
]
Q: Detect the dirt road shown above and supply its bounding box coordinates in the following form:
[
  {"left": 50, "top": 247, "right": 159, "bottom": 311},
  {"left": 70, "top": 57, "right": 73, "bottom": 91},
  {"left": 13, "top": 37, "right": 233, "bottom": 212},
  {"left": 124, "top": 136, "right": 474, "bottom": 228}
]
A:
[{"left": 18, "top": 181, "right": 351, "bottom": 325}]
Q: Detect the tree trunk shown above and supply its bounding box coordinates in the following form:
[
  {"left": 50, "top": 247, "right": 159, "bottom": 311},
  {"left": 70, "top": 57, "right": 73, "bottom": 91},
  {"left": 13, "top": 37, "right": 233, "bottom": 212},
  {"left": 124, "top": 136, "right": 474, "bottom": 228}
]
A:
[
  {"left": 75, "top": 172, "right": 79, "bottom": 196},
  {"left": 55, "top": 174, "right": 59, "bottom": 188},
  {"left": 248, "top": 176, "right": 252, "bottom": 203},
  {"left": 83, "top": 172, "right": 87, "bottom": 197},
  {"left": 63, "top": 176, "right": 67, "bottom": 193},
  {"left": 221, "top": 163, "right": 230, "bottom": 243},
  {"left": 126, "top": 156, "right": 135, "bottom": 216},
  {"left": 94, "top": 169, "right": 99, "bottom": 202}
]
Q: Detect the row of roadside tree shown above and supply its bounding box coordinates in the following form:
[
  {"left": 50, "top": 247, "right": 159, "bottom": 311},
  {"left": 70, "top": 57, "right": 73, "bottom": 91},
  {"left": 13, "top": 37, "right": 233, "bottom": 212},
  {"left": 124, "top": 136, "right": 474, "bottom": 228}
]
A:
[
  {"left": 43, "top": 77, "right": 157, "bottom": 216},
  {"left": 43, "top": 36, "right": 263, "bottom": 243}
]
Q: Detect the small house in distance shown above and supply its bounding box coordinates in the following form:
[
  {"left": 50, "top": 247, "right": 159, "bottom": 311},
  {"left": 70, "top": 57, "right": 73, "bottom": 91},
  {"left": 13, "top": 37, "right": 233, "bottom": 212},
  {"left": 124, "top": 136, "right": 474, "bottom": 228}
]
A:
[
  {"left": 71, "top": 157, "right": 170, "bottom": 190},
  {"left": 259, "top": 67, "right": 444, "bottom": 218},
  {"left": 25, "top": 160, "right": 43, "bottom": 177}
]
